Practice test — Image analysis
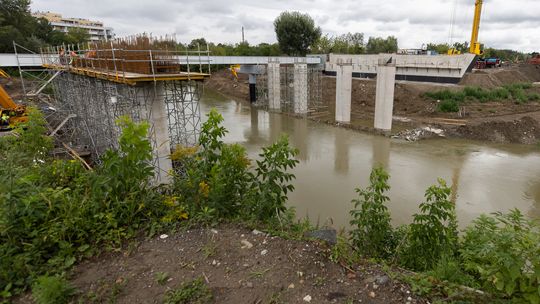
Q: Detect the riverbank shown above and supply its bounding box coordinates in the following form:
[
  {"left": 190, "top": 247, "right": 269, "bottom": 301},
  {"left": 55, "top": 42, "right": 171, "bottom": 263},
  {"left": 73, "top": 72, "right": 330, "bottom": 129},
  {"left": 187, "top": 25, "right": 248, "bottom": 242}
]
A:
[
  {"left": 205, "top": 66, "right": 540, "bottom": 144},
  {"left": 14, "top": 224, "right": 425, "bottom": 304}
]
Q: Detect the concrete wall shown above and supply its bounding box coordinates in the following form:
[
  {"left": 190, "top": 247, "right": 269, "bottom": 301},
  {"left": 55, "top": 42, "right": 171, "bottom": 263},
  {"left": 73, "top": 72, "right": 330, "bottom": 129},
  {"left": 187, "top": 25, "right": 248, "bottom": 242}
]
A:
[{"left": 325, "top": 53, "right": 476, "bottom": 81}]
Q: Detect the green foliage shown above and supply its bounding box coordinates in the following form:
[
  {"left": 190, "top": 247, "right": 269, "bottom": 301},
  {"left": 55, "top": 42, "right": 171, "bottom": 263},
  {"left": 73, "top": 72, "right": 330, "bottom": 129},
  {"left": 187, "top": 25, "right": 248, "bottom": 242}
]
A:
[
  {"left": 31, "top": 275, "right": 75, "bottom": 304},
  {"left": 173, "top": 110, "right": 299, "bottom": 224},
  {"left": 174, "top": 109, "right": 252, "bottom": 220},
  {"left": 313, "top": 32, "right": 365, "bottom": 54},
  {"left": 349, "top": 167, "right": 395, "bottom": 258},
  {"left": 163, "top": 278, "right": 213, "bottom": 304},
  {"left": 273, "top": 11, "right": 321, "bottom": 56},
  {"left": 248, "top": 135, "right": 299, "bottom": 221},
  {"left": 366, "top": 36, "right": 398, "bottom": 54},
  {"left": 461, "top": 210, "right": 540, "bottom": 302},
  {"left": 400, "top": 179, "right": 458, "bottom": 271},
  {"left": 0, "top": 113, "right": 168, "bottom": 300},
  {"left": 425, "top": 83, "right": 538, "bottom": 112},
  {"left": 0, "top": 0, "right": 72, "bottom": 52}
]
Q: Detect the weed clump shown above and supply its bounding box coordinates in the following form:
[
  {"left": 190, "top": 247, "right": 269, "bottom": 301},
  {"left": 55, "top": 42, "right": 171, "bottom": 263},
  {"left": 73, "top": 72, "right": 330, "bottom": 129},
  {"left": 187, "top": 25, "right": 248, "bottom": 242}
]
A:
[
  {"left": 31, "top": 275, "right": 75, "bottom": 304},
  {"left": 163, "top": 278, "right": 213, "bottom": 304}
]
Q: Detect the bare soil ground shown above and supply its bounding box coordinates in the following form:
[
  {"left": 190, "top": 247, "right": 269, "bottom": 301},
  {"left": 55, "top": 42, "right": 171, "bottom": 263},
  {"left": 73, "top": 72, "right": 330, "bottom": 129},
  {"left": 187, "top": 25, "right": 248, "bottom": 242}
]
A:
[
  {"left": 205, "top": 64, "right": 540, "bottom": 144},
  {"left": 16, "top": 225, "right": 425, "bottom": 304}
]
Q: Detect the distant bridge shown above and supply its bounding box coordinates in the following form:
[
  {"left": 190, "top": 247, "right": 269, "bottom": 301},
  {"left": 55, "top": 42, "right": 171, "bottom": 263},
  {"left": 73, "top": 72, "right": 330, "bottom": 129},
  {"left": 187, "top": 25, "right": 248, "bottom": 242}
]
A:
[{"left": 0, "top": 53, "right": 322, "bottom": 67}]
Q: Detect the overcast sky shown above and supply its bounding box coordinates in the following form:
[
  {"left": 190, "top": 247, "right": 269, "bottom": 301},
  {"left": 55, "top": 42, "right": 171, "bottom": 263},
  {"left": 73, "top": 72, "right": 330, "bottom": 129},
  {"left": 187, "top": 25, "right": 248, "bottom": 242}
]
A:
[{"left": 31, "top": 0, "right": 539, "bottom": 52}]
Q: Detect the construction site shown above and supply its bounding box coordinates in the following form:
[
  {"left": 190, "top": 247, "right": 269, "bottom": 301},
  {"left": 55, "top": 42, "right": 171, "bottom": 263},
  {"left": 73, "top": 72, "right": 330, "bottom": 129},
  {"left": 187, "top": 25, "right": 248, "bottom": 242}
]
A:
[{"left": 2, "top": 0, "right": 540, "bottom": 303}]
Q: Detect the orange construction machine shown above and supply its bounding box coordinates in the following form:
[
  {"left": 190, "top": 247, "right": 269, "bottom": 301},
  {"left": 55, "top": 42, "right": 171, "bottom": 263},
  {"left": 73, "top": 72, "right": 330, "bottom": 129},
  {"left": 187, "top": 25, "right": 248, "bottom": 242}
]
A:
[{"left": 0, "top": 70, "right": 28, "bottom": 130}]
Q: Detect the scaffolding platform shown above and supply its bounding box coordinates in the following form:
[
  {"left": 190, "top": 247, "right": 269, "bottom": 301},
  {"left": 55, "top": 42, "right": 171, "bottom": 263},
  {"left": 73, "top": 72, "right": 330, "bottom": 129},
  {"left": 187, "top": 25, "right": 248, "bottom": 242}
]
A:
[{"left": 42, "top": 63, "right": 209, "bottom": 85}]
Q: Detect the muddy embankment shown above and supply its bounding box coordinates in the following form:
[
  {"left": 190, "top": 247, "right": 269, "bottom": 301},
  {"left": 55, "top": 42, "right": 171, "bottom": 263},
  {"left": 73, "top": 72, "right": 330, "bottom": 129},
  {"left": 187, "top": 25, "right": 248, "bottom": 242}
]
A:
[{"left": 205, "top": 64, "right": 540, "bottom": 144}]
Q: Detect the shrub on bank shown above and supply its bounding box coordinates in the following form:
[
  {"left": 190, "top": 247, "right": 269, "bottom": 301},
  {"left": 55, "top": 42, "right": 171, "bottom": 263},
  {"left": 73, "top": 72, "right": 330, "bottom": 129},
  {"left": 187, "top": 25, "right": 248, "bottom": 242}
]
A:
[
  {"left": 0, "top": 108, "right": 301, "bottom": 301},
  {"left": 348, "top": 167, "right": 540, "bottom": 303}
]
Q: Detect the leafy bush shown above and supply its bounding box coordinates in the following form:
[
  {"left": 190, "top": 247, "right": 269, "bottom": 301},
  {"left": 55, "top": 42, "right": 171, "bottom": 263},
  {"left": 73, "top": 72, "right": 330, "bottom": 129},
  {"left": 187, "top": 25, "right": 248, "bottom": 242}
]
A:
[
  {"left": 173, "top": 109, "right": 252, "bottom": 219},
  {"left": 248, "top": 135, "right": 299, "bottom": 221},
  {"left": 461, "top": 210, "right": 540, "bottom": 302},
  {"left": 173, "top": 109, "right": 299, "bottom": 223},
  {"left": 400, "top": 179, "right": 458, "bottom": 271},
  {"left": 31, "top": 275, "right": 75, "bottom": 304},
  {"left": 349, "top": 167, "right": 395, "bottom": 258},
  {"left": 0, "top": 114, "right": 167, "bottom": 299}
]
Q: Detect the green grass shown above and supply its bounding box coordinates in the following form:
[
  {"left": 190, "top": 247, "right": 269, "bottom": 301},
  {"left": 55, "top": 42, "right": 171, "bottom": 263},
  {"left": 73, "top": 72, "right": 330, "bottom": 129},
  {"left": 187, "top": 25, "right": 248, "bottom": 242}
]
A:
[
  {"left": 31, "top": 275, "right": 75, "bottom": 304},
  {"left": 424, "top": 82, "right": 539, "bottom": 112},
  {"left": 163, "top": 278, "right": 212, "bottom": 304}
]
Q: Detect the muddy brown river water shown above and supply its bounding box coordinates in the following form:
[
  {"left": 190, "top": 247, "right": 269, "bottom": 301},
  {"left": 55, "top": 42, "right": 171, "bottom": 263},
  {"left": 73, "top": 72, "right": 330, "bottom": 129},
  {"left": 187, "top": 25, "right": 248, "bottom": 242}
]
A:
[{"left": 200, "top": 89, "right": 540, "bottom": 228}]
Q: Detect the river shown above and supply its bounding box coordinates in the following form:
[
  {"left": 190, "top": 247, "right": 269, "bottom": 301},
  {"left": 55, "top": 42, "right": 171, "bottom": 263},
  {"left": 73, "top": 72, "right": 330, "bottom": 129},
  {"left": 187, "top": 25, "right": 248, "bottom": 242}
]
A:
[{"left": 199, "top": 89, "right": 540, "bottom": 228}]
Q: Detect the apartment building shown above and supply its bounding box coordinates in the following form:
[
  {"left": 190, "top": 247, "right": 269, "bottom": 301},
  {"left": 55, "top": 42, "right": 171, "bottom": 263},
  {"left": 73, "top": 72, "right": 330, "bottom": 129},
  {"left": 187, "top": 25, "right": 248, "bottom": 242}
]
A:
[{"left": 33, "top": 11, "right": 114, "bottom": 41}]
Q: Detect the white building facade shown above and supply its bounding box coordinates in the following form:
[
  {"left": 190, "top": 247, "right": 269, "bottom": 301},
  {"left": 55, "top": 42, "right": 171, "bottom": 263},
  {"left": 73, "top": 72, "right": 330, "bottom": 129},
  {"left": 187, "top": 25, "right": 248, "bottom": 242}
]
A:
[{"left": 33, "top": 12, "right": 114, "bottom": 42}]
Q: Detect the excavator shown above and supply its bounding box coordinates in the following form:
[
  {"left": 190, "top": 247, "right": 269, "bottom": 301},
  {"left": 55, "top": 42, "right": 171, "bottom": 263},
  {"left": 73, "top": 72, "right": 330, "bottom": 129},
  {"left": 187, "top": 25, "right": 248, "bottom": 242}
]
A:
[
  {"left": 447, "top": 0, "right": 484, "bottom": 56},
  {"left": 0, "top": 69, "right": 28, "bottom": 131}
]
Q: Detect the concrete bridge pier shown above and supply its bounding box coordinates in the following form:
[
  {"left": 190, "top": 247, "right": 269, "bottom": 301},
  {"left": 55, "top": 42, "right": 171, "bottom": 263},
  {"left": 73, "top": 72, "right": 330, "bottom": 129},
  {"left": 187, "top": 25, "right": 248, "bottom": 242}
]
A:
[
  {"left": 248, "top": 74, "right": 256, "bottom": 103},
  {"left": 267, "top": 61, "right": 281, "bottom": 111},
  {"left": 335, "top": 61, "right": 353, "bottom": 123},
  {"left": 374, "top": 56, "right": 396, "bottom": 131},
  {"left": 293, "top": 61, "right": 308, "bottom": 115},
  {"left": 140, "top": 82, "right": 173, "bottom": 185}
]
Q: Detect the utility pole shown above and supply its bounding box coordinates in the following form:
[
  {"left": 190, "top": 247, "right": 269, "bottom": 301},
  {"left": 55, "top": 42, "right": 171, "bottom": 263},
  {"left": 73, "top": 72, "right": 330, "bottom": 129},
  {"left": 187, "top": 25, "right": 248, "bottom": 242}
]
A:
[{"left": 242, "top": 26, "right": 245, "bottom": 43}]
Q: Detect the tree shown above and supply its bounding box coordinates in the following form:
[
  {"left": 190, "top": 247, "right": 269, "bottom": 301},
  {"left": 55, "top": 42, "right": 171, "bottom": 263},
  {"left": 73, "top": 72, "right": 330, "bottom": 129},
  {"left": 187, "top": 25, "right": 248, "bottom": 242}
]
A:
[
  {"left": 366, "top": 36, "right": 398, "bottom": 54},
  {"left": 426, "top": 43, "right": 450, "bottom": 54},
  {"left": 188, "top": 38, "right": 208, "bottom": 50},
  {"left": 0, "top": 0, "right": 69, "bottom": 52},
  {"left": 65, "top": 28, "right": 89, "bottom": 44},
  {"left": 273, "top": 11, "right": 321, "bottom": 56}
]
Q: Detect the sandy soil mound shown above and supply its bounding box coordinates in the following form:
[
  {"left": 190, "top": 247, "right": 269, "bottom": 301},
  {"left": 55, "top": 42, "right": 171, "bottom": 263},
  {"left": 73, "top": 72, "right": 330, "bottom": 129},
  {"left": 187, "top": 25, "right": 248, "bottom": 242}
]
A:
[
  {"left": 460, "top": 64, "right": 540, "bottom": 88},
  {"left": 452, "top": 116, "right": 540, "bottom": 144}
]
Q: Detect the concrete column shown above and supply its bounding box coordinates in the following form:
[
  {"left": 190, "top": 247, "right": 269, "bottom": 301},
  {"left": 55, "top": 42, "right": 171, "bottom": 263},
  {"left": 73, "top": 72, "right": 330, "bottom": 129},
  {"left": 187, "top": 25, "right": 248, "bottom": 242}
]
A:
[
  {"left": 335, "top": 62, "right": 353, "bottom": 123},
  {"left": 267, "top": 61, "right": 281, "bottom": 111},
  {"left": 142, "top": 83, "right": 173, "bottom": 184},
  {"left": 248, "top": 74, "right": 256, "bottom": 103},
  {"left": 293, "top": 62, "right": 308, "bottom": 114},
  {"left": 374, "top": 56, "right": 396, "bottom": 131}
]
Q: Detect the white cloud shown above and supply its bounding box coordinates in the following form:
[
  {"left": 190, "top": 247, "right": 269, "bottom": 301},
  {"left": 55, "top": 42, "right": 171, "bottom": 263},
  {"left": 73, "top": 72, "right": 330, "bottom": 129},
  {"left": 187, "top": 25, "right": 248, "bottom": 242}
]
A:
[{"left": 31, "top": 0, "right": 540, "bottom": 52}]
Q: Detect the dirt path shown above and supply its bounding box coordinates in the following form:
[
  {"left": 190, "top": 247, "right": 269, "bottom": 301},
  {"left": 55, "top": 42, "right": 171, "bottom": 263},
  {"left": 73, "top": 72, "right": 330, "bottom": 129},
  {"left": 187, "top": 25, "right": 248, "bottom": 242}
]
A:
[{"left": 16, "top": 225, "right": 425, "bottom": 303}]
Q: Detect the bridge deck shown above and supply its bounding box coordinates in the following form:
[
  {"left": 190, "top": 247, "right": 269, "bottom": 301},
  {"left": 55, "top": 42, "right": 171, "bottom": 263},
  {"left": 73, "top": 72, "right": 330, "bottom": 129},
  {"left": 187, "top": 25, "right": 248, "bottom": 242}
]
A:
[{"left": 43, "top": 64, "right": 209, "bottom": 85}]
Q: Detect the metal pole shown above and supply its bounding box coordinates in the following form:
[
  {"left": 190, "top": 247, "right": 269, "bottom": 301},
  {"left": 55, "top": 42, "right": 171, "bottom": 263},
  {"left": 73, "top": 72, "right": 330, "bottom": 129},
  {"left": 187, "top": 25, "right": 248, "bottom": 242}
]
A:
[
  {"left": 197, "top": 43, "right": 202, "bottom": 73},
  {"left": 110, "top": 41, "right": 118, "bottom": 80},
  {"left": 206, "top": 43, "right": 211, "bottom": 74},
  {"left": 149, "top": 49, "right": 156, "bottom": 82},
  {"left": 13, "top": 41, "right": 27, "bottom": 97}
]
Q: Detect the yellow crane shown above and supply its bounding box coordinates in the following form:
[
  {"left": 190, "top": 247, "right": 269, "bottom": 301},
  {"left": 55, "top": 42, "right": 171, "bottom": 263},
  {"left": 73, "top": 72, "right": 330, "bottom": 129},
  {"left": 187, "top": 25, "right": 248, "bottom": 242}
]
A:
[
  {"left": 448, "top": 0, "right": 483, "bottom": 55},
  {"left": 469, "top": 0, "right": 483, "bottom": 55},
  {"left": 0, "top": 70, "right": 28, "bottom": 130}
]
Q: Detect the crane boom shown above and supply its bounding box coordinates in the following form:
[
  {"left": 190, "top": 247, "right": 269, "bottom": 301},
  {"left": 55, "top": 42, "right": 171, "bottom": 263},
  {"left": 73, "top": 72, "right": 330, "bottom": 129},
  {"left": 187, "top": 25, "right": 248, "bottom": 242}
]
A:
[{"left": 469, "top": 0, "right": 483, "bottom": 55}]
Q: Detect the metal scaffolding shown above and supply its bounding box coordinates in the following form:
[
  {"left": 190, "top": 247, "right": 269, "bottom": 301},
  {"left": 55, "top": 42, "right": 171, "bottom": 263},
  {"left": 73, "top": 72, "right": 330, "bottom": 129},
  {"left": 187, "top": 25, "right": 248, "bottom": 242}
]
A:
[
  {"left": 14, "top": 34, "right": 209, "bottom": 182},
  {"left": 255, "top": 64, "right": 323, "bottom": 113}
]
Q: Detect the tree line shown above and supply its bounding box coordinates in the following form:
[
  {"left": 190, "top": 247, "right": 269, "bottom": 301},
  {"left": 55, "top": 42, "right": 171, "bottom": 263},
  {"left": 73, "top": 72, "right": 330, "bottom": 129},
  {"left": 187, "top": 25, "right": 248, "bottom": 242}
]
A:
[
  {"left": 0, "top": 0, "right": 89, "bottom": 53},
  {"left": 0, "top": 1, "right": 532, "bottom": 61}
]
